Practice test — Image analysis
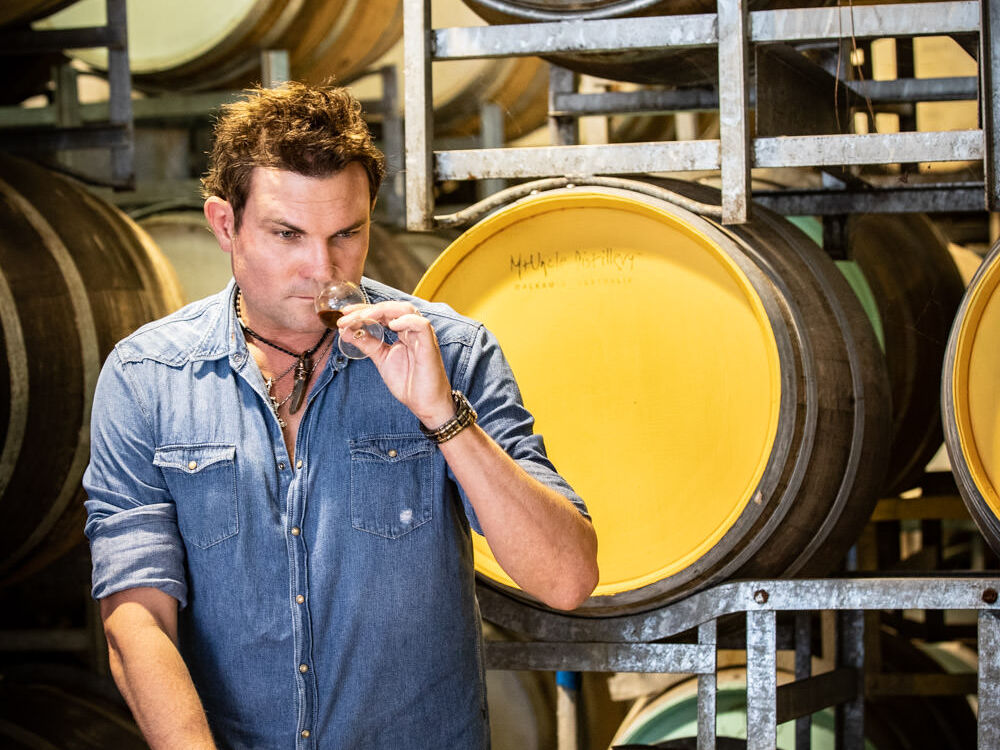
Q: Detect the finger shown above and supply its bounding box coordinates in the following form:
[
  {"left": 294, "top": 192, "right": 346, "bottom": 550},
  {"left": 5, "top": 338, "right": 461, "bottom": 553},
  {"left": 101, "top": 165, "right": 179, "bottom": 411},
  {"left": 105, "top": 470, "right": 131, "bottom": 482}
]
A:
[
  {"left": 386, "top": 313, "right": 432, "bottom": 334},
  {"left": 342, "top": 301, "right": 420, "bottom": 327}
]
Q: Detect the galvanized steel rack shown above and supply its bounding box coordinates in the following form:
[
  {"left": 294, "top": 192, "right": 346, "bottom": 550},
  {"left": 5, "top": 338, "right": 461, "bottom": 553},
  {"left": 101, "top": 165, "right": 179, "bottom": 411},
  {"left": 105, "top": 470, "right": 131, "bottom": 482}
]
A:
[
  {"left": 480, "top": 576, "right": 999, "bottom": 749},
  {"left": 404, "top": 0, "right": 995, "bottom": 228}
]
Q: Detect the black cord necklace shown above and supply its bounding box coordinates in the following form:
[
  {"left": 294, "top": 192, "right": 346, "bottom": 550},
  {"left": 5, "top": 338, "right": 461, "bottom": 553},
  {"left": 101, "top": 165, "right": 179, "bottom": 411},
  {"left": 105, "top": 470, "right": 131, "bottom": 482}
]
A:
[{"left": 235, "top": 288, "right": 331, "bottom": 418}]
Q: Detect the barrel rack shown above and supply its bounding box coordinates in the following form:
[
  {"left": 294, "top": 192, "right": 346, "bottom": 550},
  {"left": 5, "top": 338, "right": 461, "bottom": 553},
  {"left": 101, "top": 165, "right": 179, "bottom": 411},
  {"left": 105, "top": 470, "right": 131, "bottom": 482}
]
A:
[
  {"left": 403, "top": 0, "right": 995, "bottom": 228},
  {"left": 0, "top": 0, "right": 133, "bottom": 188},
  {"left": 480, "top": 576, "right": 998, "bottom": 749}
]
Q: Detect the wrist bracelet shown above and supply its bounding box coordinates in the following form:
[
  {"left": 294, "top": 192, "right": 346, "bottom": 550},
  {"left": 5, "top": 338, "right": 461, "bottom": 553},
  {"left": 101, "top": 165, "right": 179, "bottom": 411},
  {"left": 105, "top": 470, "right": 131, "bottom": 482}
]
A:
[{"left": 419, "top": 391, "right": 477, "bottom": 444}]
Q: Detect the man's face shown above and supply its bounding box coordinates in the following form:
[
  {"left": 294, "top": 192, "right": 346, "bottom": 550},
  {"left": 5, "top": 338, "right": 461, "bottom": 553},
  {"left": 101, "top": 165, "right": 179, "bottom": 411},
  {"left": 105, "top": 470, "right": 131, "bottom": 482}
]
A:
[{"left": 207, "top": 163, "right": 372, "bottom": 343}]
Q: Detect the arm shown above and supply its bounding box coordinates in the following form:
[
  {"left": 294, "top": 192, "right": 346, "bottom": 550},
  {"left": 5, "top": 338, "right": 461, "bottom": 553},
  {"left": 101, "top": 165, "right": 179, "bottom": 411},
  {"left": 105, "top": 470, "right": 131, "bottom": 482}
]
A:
[
  {"left": 437, "top": 421, "right": 598, "bottom": 610},
  {"left": 342, "top": 302, "right": 599, "bottom": 610},
  {"left": 85, "top": 353, "right": 209, "bottom": 745},
  {"left": 101, "top": 588, "right": 216, "bottom": 749}
]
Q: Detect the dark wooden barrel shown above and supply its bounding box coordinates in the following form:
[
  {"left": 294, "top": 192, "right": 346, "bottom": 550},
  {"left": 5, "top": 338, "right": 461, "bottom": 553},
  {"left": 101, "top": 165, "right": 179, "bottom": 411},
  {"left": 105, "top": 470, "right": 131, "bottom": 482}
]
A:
[
  {"left": 0, "top": 154, "right": 184, "bottom": 586},
  {"left": 415, "top": 178, "right": 891, "bottom": 617},
  {"left": 367, "top": 223, "right": 457, "bottom": 293},
  {"left": 790, "top": 213, "right": 966, "bottom": 496},
  {"left": 137, "top": 209, "right": 232, "bottom": 305},
  {"left": 0, "top": 665, "right": 146, "bottom": 749},
  {"left": 36, "top": 0, "right": 402, "bottom": 92},
  {"left": 943, "top": 238, "right": 1000, "bottom": 555},
  {"left": 846, "top": 214, "right": 965, "bottom": 496}
]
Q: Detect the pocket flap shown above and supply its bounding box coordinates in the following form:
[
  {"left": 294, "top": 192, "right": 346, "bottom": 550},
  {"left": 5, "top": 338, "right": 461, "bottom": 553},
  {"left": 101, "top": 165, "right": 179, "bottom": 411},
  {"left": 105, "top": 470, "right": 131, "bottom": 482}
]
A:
[
  {"left": 153, "top": 444, "right": 236, "bottom": 473},
  {"left": 349, "top": 434, "right": 432, "bottom": 463}
]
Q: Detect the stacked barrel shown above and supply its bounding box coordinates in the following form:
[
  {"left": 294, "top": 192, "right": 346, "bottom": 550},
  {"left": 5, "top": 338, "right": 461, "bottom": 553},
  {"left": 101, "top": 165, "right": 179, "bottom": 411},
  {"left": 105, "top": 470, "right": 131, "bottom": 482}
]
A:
[{"left": 0, "top": 1, "right": 991, "bottom": 747}]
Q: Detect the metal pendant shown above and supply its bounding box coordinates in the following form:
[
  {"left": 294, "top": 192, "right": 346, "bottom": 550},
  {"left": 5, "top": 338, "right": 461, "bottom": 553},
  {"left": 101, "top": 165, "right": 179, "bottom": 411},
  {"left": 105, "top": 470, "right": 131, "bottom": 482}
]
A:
[{"left": 288, "top": 355, "right": 312, "bottom": 415}]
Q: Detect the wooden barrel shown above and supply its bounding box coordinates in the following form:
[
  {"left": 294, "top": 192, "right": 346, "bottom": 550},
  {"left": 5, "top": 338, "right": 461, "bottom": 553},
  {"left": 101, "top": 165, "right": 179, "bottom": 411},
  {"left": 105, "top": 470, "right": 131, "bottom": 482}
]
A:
[
  {"left": 0, "top": 154, "right": 184, "bottom": 586},
  {"left": 137, "top": 209, "right": 231, "bottom": 305},
  {"left": 459, "top": 0, "right": 832, "bottom": 86},
  {"left": 846, "top": 214, "right": 965, "bottom": 496},
  {"left": 790, "top": 214, "right": 965, "bottom": 496},
  {"left": 35, "top": 0, "right": 402, "bottom": 92},
  {"left": 943, "top": 239, "right": 1000, "bottom": 555},
  {"left": 610, "top": 631, "right": 975, "bottom": 748},
  {"left": 416, "top": 179, "right": 890, "bottom": 616},
  {"left": 0, "top": 0, "right": 72, "bottom": 28},
  {"left": 0, "top": 665, "right": 146, "bottom": 749}
]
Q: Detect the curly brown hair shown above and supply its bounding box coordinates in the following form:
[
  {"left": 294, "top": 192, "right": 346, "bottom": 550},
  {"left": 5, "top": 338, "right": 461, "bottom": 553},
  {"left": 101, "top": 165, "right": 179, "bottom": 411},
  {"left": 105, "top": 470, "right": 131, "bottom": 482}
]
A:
[{"left": 201, "top": 81, "right": 385, "bottom": 228}]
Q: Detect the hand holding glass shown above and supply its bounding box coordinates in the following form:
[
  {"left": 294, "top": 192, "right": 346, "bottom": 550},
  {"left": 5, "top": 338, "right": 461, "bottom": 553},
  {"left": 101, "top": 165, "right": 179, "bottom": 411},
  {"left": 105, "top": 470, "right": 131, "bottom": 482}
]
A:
[{"left": 314, "top": 280, "right": 384, "bottom": 360}]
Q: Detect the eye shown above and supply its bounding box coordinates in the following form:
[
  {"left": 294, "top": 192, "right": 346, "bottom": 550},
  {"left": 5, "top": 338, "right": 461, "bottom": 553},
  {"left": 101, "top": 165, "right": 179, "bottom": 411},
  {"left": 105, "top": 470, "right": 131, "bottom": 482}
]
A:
[
  {"left": 336, "top": 229, "right": 360, "bottom": 239},
  {"left": 276, "top": 229, "right": 299, "bottom": 240}
]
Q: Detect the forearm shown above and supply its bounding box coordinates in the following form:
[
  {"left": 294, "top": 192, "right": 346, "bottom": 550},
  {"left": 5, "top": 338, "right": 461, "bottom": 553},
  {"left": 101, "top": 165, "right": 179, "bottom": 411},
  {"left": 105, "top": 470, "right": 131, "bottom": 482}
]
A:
[
  {"left": 439, "top": 424, "right": 599, "bottom": 610},
  {"left": 103, "top": 600, "right": 215, "bottom": 749}
]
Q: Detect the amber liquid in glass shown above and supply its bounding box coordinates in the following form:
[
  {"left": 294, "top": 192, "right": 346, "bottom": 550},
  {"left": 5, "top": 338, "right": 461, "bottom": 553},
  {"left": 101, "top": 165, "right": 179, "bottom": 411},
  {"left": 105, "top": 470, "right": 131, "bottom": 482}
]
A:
[{"left": 318, "top": 310, "right": 343, "bottom": 329}]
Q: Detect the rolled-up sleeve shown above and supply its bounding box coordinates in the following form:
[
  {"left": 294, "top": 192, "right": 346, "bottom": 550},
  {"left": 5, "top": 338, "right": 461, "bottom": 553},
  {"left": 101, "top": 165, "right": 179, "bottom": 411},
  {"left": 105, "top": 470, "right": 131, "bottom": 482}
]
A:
[
  {"left": 83, "top": 351, "right": 188, "bottom": 607},
  {"left": 451, "top": 325, "right": 589, "bottom": 531}
]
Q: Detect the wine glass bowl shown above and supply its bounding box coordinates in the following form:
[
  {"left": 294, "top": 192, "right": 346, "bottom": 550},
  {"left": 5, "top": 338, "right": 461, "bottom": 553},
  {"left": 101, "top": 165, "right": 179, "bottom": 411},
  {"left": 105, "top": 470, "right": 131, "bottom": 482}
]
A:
[{"left": 314, "top": 280, "right": 384, "bottom": 360}]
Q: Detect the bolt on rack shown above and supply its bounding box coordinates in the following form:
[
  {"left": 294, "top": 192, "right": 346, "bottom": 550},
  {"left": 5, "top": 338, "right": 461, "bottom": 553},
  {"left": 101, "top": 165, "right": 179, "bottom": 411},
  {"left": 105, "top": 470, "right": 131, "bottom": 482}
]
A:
[{"left": 403, "top": 0, "right": 994, "bottom": 229}]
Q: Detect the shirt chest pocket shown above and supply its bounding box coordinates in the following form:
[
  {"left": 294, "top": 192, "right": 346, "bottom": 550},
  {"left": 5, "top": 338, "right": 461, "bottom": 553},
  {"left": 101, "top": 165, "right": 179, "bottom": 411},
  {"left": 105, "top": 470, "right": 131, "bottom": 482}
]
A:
[
  {"left": 153, "top": 444, "right": 238, "bottom": 549},
  {"left": 349, "top": 434, "right": 434, "bottom": 539}
]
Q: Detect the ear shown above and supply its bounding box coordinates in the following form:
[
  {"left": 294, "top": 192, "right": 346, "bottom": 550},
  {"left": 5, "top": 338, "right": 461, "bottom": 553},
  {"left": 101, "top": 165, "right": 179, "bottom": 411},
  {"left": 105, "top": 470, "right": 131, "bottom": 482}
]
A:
[{"left": 204, "top": 197, "right": 236, "bottom": 254}]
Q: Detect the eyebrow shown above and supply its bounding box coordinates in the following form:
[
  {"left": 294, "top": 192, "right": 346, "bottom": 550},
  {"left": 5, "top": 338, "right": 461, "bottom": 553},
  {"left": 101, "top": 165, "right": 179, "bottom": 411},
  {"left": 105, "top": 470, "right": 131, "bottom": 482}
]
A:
[{"left": 266, "top": 217, "right": 368, "bottom": 236}]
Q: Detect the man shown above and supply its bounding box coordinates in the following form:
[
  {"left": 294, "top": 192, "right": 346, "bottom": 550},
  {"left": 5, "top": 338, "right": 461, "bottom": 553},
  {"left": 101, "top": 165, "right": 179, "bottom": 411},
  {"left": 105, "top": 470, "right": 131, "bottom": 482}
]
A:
[{"left": 83, "top": 81, "right": 598, "bottom": 749}]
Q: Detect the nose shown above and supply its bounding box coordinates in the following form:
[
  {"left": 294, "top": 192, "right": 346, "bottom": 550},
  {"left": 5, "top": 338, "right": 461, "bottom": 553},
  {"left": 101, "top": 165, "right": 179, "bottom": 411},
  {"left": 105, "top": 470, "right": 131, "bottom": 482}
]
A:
[{"left": 300, "top": 238, "right": 337, "bottom": 284}]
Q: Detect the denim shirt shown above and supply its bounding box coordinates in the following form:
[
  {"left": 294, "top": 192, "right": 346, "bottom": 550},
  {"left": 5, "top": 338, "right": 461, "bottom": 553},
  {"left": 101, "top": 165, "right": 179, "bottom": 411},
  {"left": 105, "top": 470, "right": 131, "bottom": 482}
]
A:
[{"left": 83, "top": 278, "right": 586, "bottom": 750}]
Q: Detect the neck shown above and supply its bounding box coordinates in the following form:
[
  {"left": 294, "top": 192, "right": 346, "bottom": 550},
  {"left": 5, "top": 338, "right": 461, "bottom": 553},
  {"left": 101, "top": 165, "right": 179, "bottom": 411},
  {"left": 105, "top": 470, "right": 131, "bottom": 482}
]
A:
[{"left": 235, "top": 289, "right": 328, "bottom": 356}]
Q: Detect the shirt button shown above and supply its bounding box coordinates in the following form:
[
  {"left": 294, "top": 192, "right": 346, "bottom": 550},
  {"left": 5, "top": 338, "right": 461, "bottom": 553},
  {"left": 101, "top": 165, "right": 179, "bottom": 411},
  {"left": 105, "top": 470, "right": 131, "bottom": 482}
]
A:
[
  {"left": 301, "top": 730, "right": 311, "bottom": 738},
  {"left": 278, "top": 462, "right": 286, "bottom": 470},
  {"left": 296, "top": 459, "right": 303, "bottom": 469},
  {"left": 296, "top": 594, "right": 305, "bottom": 604},
  {"left": 387, "top": 449, "right": 398, "bottom": 458},
  {"left": 188, "top": 460, "right": 197, "bottom": 470},
  {"left": 299, "top": 663, "right": 309, "bottom": 673},
  {"left": 291, "top": 527, "right": 301, "bottom": 536}
]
